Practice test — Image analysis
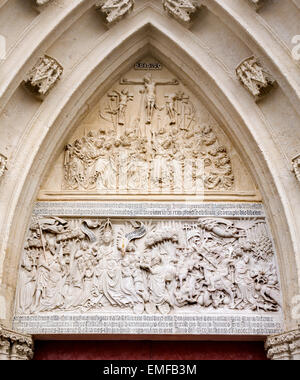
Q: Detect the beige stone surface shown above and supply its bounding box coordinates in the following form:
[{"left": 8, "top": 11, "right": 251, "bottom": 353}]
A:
[{"left": 0, "top": 0, "right": 298, "bottom": 349}]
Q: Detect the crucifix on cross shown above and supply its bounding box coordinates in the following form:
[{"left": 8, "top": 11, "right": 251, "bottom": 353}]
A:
[{"left": 120, "top": 73, "right": 179, "bottom": 124}]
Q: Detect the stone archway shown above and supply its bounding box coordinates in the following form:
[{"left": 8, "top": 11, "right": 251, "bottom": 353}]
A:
[{"left": 0, "top": 0, "right": 299, "bottom": 360}]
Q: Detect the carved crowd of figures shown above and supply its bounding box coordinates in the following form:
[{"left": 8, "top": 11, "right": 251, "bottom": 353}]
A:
[
  {"left": 64, "top": 76, "right": 234, "bottom": 193},
  {"left": 16, "top": 216, "right": 281, "bottom": 315}
]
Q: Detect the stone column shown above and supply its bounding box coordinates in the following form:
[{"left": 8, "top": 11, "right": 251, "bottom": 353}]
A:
[
  {"left": 0, "top": 325, "right": 33, "bottom": 360},
  {"left": 265, "top": 328, "right": 300, "bottom": 360}
]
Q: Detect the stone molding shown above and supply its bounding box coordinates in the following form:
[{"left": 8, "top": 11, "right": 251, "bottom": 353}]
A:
[
  {"left": 0, "top": 325, "right": 33, "bottom": 360},
  {"left": 265, "top": 328, "right": 300, "bottom": 360}
]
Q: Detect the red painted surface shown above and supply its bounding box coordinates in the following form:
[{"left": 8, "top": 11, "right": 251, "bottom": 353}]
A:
[{"left": 33, "top": 340, "right": 267, "bottom": 360}]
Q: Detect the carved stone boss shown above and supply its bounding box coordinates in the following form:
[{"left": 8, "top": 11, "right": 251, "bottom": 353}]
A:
[
  {"left": 0, "top": 325, "right": 33, "bottom": 360},
  {"left": 162, "top": 0, "right": 200, "bottom": 25},
  {"left": 0, "top": 154, "right": 7, "bottom": 180},
  {"left": 95, "top": 0, "right": 135, "bottom": 25},
  {"left": 265, "top": 328, "right": 300, "bottom": 360},
  {"left": 236, "top": 56, "right": 276, "bottom": 101},
  {"left": 23, "top": 55, "right": 63, "bottom": 100},
  {"left": 34, "top": 0, "right": 53, "bottom": 6}
]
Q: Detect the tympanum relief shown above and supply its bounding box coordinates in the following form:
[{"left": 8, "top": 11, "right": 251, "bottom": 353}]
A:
[
  {"left": 16, "top": 215, "right": 281, "bottom": 316},
  {"left": 39, "top": 63, "right": 259, "bottom": 200},
  {"left": 23, "top": 55, "right": 63, "bottom": 100},
  {"left": 62, "top": 73, "right": 235, "bottom": 195}
]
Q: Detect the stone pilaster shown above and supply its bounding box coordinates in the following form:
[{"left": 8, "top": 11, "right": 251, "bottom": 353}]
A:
[
  {"left": 265, "top": 328, "right": 300, "bottom": 360},
  {"left": 0, "top": 325, "right": 33, "bottom": 360}
]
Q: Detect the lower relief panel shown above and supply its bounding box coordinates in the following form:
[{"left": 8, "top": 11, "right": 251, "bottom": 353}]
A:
[{"left": 13, "top": 203, "right": 283, "bottom": 336}]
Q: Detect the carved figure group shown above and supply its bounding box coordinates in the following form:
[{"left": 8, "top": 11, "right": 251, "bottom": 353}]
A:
[
  {"left": 64, "top": 82, "right": 234, "bottom": 193},
  {"left": 17, "top": 216, "right": 281, "bottom": 315}
]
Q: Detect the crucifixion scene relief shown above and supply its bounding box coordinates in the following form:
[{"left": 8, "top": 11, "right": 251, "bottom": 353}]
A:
[{"left": 40, "top": 62, "right": 257, "bottom": 199}]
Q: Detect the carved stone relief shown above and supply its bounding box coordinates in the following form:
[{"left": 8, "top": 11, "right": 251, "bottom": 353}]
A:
[
  {"left": 265, "top": 328, "right": 300, "bottom": 360},
  {"left": 95, "top": 0, "right": 135, "bottom": 25},
  {"left": 0, "top": 325, "right": 33, "bottom": 360},
  {"left": 62, "top": 74, "right": 234, "bottom": 195},
  {"left": 15, "top": 215, "right": 281, "bottom": 317},
  {"left": 34, "top": 0, "right": 52, "bottom": 6},
  {"left": 162, "top": 0, "right": 200, "bottom": 25},
  {"left": 247, "top": 0, "right": 266, "bottom": 11},
  {"left": 23, "top": 55, "right": 63, "bottom": 100},
  {"left": 292, "top": 154, "right": 300, "bottom": 183},
  {"left": 236, "top": 56, "right": 276, "bottom": 101}
]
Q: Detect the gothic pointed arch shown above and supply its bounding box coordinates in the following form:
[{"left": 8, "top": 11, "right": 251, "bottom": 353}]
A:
[{"left": 0, "top": 1, "right": 299, "bottom": 355}]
